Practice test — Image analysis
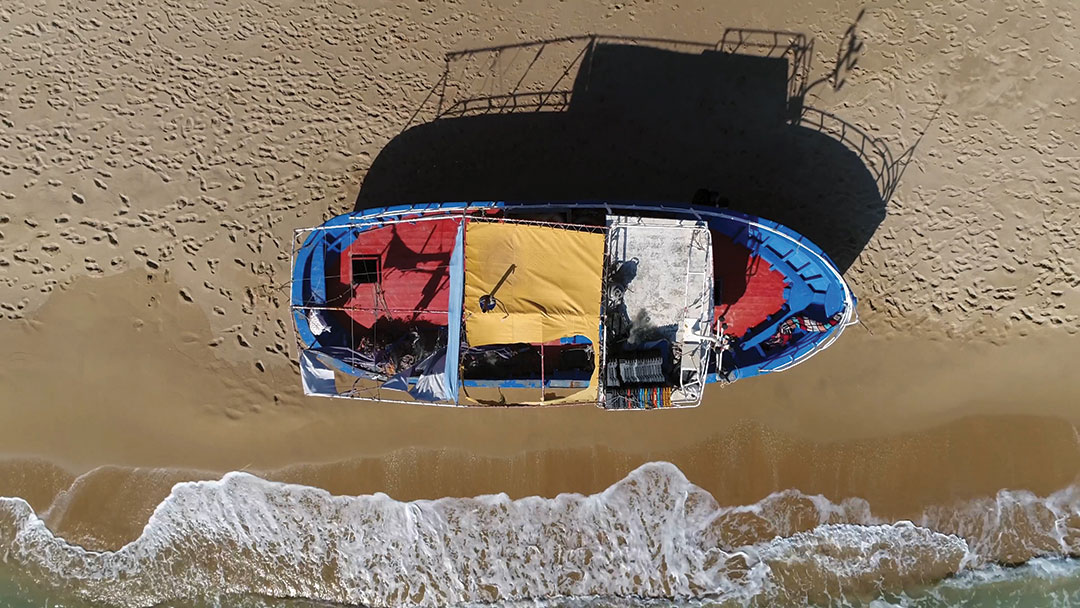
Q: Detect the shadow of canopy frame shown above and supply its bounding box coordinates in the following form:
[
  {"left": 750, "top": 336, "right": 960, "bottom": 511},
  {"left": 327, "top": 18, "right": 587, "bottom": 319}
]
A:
[{"left": 362, "top": 28, "right": 937, "bottom": 273}]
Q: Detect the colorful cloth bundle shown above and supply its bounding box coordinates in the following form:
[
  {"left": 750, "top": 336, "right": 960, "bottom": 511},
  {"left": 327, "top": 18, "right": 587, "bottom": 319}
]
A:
[
  {"left": 616, "top": 386, "right": 673, "bottom": 409},
  {"left": 765, "top": 311, "right": 844, "bottom": 348}
]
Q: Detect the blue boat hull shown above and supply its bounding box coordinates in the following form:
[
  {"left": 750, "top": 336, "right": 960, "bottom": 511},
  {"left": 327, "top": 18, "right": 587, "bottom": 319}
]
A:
[{"left": 291, "top": 201, "right": 857, "bottom": 405}]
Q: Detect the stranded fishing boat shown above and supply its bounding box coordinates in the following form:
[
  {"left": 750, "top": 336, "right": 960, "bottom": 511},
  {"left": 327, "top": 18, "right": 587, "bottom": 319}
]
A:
[{"left": 290, "top": 202, "right": 856, "bottom": 409}]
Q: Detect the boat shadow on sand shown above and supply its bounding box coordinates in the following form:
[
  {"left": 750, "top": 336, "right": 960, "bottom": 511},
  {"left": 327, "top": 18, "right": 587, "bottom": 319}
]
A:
[{"left": 356, "top": 28, "right": 936, "bottom": 273}]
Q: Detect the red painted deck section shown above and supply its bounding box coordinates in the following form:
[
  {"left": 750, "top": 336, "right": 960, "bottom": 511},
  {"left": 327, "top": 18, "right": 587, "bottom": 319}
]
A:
[
  {"left": 339, "top": 220, "right": 458, "bottom": 327},
  {"left": 712, "top": 233, "right": 788, "bottom": 337}
]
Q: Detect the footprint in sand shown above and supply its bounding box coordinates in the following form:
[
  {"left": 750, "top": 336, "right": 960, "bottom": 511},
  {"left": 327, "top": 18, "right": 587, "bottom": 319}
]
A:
[{"left": 83, "top": 258, "right": 104, "bottom": 275}]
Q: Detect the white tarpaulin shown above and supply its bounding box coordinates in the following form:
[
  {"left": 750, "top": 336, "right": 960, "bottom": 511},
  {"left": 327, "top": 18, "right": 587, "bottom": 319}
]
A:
[
  {"left": 299, "top": 350, "right": 336, "bottom": 396},
  {"left": 380, "top": 348, "right": 452, "bottom": 402}
]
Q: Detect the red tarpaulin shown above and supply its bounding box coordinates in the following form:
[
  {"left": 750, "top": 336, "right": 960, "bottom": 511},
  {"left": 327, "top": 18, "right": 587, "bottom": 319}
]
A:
[
  {"left": 712, "top": 233, "right": 788, "bottom": 337},
  {"left": 339, "top": 219, "right": 459, "bottom": 327}
]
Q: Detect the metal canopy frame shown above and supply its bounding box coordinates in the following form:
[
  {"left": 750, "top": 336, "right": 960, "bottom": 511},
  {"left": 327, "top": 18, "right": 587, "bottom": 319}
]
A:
[
  {"left": 603, "top": 215, "right": 714, "bottom": 410},
  {"left": 290, "top": 201, "right": 858, "bottom": 409}
]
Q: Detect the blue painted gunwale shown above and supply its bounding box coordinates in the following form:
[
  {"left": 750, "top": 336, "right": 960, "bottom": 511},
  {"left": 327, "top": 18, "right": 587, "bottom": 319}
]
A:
[{"left": 290, "top": 201, "right": 857, "bottom": 391}]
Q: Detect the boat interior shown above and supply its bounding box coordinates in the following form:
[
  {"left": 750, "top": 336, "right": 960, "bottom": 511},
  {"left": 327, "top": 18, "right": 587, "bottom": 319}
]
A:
[{"left": 291, "top": 203, "right": 851, "bottom": 408}]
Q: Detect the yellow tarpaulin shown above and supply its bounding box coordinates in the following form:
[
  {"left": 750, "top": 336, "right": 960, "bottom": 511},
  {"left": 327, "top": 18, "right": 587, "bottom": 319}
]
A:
[{"left": 463, "top": 221, "right": 605, "bottom": 403}]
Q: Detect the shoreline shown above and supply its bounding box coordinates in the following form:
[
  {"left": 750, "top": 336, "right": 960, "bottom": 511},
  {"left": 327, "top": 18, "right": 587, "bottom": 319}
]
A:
[
  {"left": 5, "top": 410, "right": 1080, "bottom": 552},
  {"left": 1, "top": 272, "right": 1078, "bottom": 553},
  {"left": 1, "top": 272, "right": 1079, "bottom": 550}
]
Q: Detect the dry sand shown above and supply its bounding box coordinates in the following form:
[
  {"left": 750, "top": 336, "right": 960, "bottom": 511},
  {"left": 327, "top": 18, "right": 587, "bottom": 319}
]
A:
[{"left": 0, "top": 0, "right": 1078, "bottom": 553}]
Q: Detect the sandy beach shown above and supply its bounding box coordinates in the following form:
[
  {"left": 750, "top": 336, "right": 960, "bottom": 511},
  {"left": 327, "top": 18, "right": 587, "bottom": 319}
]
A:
[{"left": 1, "top": 0, "right": 1079, "bottom": 604}]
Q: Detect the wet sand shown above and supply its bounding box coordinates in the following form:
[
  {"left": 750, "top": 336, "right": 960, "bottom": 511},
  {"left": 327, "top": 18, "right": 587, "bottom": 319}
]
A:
[
  {"left": 0, "top": 0, "right": 1078, "bottom": 563},
  {"left": 1, "top": 272, "right": 1079, "bottom": 551}
]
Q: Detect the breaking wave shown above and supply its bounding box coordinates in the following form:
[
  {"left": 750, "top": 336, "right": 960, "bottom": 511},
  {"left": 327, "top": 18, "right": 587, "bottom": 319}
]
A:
[{"left": 1, "top": 462, "right": 1078, "bottom": 607}]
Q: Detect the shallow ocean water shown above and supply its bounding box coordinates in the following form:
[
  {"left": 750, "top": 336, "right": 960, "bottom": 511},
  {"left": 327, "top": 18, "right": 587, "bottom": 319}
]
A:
[
  {"left": 2, "top": 462, "right": 1079, "bottom": 608},
  {"left": 5, "top": 565, "right": 1080, "bottom": 608}
]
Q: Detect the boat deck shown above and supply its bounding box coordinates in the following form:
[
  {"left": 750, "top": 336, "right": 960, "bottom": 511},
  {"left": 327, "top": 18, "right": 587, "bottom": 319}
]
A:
[{"left": 291, "top": 201, "right": 857, "bottom": 408}]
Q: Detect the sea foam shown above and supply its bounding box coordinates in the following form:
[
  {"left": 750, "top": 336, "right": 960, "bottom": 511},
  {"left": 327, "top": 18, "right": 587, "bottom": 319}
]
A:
[{"left": 0, "top": 462, "right": 980, "bottom": 607}]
